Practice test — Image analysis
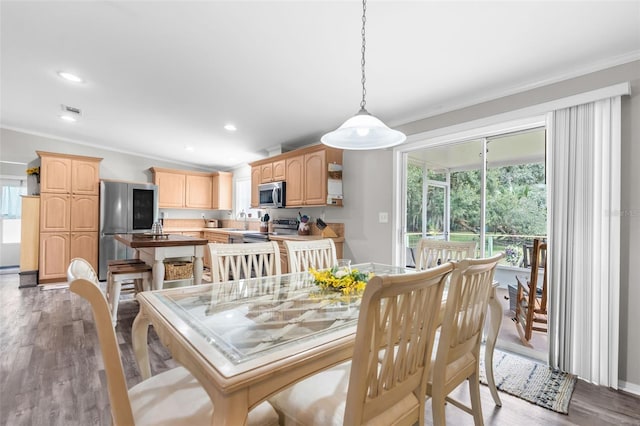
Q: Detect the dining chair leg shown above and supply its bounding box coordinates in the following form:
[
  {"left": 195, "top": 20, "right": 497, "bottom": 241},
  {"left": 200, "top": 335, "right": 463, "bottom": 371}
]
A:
[
  {"left": 432, "top": 390, "right": 447, "bottom": 426},
  {"left": 109, "top": 280, "right": 121, "bottom": 328},
  {"left": 468, "top": 372, "right": 484, "bottom": 426}
]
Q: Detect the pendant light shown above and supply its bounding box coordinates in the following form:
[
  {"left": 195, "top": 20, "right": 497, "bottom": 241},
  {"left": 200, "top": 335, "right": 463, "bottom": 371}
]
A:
[{"left": 321, "top": 0, "right": 406, "bottom": 150}]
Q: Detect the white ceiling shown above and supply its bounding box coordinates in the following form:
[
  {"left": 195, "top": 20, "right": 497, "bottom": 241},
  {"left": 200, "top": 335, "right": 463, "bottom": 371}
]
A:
[{"left": 2, "top": 1, "right": 639, "bottom": 171}]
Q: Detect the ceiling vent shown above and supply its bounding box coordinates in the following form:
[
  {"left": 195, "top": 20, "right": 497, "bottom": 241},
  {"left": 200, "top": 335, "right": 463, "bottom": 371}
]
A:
[{"left": 61, "top": 104, "right": 82, "bottom": 116}]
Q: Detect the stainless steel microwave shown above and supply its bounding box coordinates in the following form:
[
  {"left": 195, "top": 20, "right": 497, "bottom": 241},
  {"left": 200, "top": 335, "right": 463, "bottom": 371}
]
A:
[{"left": 258, "top": 181, "right": 285, "bottom": 208}]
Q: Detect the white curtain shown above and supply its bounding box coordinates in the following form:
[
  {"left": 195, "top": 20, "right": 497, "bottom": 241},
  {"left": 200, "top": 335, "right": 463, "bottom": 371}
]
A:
[{"left": 546, "top": 97, "right": 621, "bottom": 387}]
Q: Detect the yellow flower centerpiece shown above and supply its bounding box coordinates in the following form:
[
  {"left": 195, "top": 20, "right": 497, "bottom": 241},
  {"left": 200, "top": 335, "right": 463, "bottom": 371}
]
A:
[
  {"left": 26, "top": 167, "right": 40, "bottom": 176},
  {"left": 309, "top": 266, "right": 373, "bottom": 295}
]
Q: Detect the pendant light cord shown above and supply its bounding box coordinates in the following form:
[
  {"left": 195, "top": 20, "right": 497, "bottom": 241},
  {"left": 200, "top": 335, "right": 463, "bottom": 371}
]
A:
[{"left": 360, "top": 0, "right": 367, "bottom": 112}]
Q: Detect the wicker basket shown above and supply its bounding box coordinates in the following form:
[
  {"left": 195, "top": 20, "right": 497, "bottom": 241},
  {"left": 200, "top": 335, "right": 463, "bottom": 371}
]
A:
[{"left": 164, "top": 260, "right": 193, "bottom": 280}]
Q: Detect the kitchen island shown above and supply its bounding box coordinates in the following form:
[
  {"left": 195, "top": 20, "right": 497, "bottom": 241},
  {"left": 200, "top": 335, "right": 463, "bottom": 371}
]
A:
[{"left": 115, "top": 233, "right": 208, "bottom": 290}]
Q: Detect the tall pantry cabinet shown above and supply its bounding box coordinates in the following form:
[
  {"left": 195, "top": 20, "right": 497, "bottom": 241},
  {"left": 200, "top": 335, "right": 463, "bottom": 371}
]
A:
[{"left": 37, "top": 151, "right": 102, "bottom": 283}]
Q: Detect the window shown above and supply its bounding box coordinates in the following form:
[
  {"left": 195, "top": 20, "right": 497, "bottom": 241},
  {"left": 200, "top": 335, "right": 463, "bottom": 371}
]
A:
[
  {"left": 1, "top": 178, "right": 27, "bottom": 243},
  {"left": 234, "top": 177, "right": 261, "bottom": 219},
  {"left": 403, "top": 127, "right": 546, "bottom": 267}
]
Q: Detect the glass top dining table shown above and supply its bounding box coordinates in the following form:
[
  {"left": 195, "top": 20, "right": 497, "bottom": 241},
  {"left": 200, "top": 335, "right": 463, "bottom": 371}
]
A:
[{"left": 131, "top": 263, "right": 418, "bottom": 426}]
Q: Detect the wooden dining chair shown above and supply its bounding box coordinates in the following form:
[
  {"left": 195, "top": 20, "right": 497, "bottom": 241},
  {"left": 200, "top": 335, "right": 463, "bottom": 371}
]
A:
[
  {"left": 284, "top": 238, "right": 337, "bottom": 273},
  {"left": 427, "top": 253, "right": 504, "bottom": 426},
  {"left": 415, "top": 239, "right": 477, "bottom": 270},
  {"left": 67, "top": 257, "right": 99, "bottom": 284},
  {"left": 208, "top": 241, "right": 281, "bottom": 283},
  {"left": 514, "top": 238, "right": 548, "bottom": 344},
  {"left": 268, "top": 262, "right": 454, "bottom": 425},
  {"left": 69, "top": 276, "right": 280, "bottom": 425}
]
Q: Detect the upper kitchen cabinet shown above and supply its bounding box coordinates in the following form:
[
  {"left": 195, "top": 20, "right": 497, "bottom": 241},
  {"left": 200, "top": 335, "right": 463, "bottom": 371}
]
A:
[
  {"left": 71, "top": 159, "right": 100, "bottom": 194},
  {"left": 285, "top": 155, "right": 304, "bottom": 206},
  {"left": 251, "top": 167, "right": 261, "bottom": 208},
  {"left": 212, "top": 172, "right": 232, "bottom": 210},
  {"left": 273, "top": 160, "right": 286, "bottom": 181},
  {"left": 38, "top": 151, "right": 101, "bottom": 195},
  {"left": 259, "top": 159, "right": 286, "bottom": 184},
  {"left": 40, "top": 155, "right": 71, "bottom": 193},
  {"left": 186, "top": 173, "right": 213, "bottom": 209},
  {"left": 153, "top": 168, "right": 187, "bottom": 208},
  {"left": 250, "top": 144, "right": 343, "bottom": 208},
  {"left": 151, "top": 167, "right": 232, "bottom": 210}
]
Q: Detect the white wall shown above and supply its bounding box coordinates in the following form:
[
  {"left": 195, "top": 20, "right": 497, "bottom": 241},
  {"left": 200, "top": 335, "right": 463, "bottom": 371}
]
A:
[{"left": 341, "top": 60, "right": 640, "bottom": 391}]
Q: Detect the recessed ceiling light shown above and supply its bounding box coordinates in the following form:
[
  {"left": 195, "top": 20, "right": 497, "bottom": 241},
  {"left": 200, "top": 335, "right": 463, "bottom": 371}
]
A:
[
  {"left": 57, "top": 71, "right": 84, "bottom": 83},
  {"left": 60, "top": 115, "right": 77, "bottom": 122},
  {"left": 224, "top": 124, "right": 237, "bottom": 132},
  {"left": 184, "top": 146, "right": 194, "bottom": 152}
]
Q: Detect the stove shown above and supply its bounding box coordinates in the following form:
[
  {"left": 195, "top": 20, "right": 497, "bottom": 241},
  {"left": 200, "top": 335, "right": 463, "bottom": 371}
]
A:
[{"left": 241, "top": 218, "right": 298, "bottom": 243}]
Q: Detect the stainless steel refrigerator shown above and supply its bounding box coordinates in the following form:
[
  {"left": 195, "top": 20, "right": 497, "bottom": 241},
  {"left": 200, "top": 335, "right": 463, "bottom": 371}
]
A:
[{"left": 98, "top": 180, "right": 158, "bottom": 280}]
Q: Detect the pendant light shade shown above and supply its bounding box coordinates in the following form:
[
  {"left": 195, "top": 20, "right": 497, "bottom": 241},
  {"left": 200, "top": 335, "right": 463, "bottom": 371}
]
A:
[
  {"left": 321, "top": 109, "right": 406, "bottom": 150},
  {"left": 321, "top": 0, "right": 406, "bottom": 150}
]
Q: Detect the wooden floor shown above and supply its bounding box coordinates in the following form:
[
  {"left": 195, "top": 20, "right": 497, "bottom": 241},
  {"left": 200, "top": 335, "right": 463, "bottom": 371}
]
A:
[{"left": 1, "top": 273, "right": 639, "bottom": 426}]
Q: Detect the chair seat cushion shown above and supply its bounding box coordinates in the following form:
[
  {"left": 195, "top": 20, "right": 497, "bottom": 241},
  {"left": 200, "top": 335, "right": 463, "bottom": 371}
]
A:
[
  {"left": 269, "top": 361, "right": 419, "bottom": 426},
  {"left": 129, "top": 366, "right": 279, "bottom": 426}
]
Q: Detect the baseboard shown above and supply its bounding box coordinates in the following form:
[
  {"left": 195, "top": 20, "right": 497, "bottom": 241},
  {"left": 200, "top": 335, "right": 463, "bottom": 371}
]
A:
[{"left": 618, "top": 380, "right": 640, "bottom": 396}]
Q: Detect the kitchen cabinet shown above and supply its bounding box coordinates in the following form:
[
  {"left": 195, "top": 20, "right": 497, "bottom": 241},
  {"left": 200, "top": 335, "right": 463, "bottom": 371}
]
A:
[
  {"left": 39, "top": 232, "right": 70, "bottom": 281},
  {"left": 260, "top": 163, "right": 273, "bottom": 183},
  {"left": 285, "top": 156, "right": 304, "bottom": 206},
  {"left": 71, "top": 159, "right": 100, "bottom": 195},
  {"left": 40, "top": 154, "right": 100, "bottom": 195},
  {"left": 186, "top": 174, "right": 213, "bottom": 209},
  {"left": 37, "top": 151, "right": 102, "bottom": 283},
  {"left": 71, "top": 194, "right": 99, "bottom": 232},
  {"left": 250, "top": 144, "right": 342, "bottom": 208},
  {"left": 259, "top": 159, "right": 286, "bottom": 184},
  {"left": 273, "top": 160, "right": 286, "bottom": 181},
  {"left": 251, "top": 167, "right": 261, "bottom": 208},
  {"left": 203, "top": 230, "right": 231, "bottom": 269},
  {"left": 203, "top": 230, "right": 230, "bottom": 244},
  {"left": 303, "top": 150, "right": 326, "bottom": 206},
  {"left": 40, "top": 193, "right": 71, "bottom": 232},
  {"left": 70, "top": 232, "right": 99, "bottom": 272},
  {"left": 19, "top": 196, "right": 40, "bottom": 272},
  {"left": 212, "top": 172, "right": 232, "bottom": 210},
  {"left": 40, "top": 155, "right": 72, "bottom": 193},
  {"left": 154, "top": 169, "right": 186, "bottom": 208},
  {"left": 152, "top": 168, "right": 232, "bottom": 210}
]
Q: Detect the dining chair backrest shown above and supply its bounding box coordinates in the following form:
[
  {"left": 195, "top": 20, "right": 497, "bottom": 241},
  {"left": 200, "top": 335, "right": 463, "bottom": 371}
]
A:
[
  {"left": 429, "top": 253, "right": 504, "bottom": 425},
  {"left": 416, "top": 239, "right": 477, "bottom": 270},
  {"left": 344, "top": 263, "right": 454, "bottom": 425},
  {"left": 284, "top": 239, "right": 337, "bottom": 273},
  {"left": 208, "top": 241, "right": 281, "bottom": 283},
  {"left": 69, "top": 277, "right": 135, "bottom": 424},
  {"left": 67, "top": 257, "right": 99, "bottom": 284},
  {"left": 515, "top": 238, "right": 548, "bottom": 342},
  {"left": 72, "top": 275, "right": 280, "bottom": 425}
]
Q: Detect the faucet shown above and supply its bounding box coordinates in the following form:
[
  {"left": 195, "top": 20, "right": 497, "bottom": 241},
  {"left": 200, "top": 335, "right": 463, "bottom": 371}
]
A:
[{"left": 238, "top": 209, "right": 248, "bottom": 230}]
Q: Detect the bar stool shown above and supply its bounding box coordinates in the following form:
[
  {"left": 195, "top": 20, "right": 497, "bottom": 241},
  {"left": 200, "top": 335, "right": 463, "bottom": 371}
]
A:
[{"left": 106, "top": 260, "right": 152, "bottom": 327}]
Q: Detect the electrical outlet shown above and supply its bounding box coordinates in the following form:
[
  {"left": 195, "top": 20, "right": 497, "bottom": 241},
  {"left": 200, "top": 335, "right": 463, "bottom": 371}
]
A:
[
  {"left": 379, "top": 212, "right": 389, "bottom": 223},
  {"left": 201, "top": 213, "right": 205, "bottom": 219}
]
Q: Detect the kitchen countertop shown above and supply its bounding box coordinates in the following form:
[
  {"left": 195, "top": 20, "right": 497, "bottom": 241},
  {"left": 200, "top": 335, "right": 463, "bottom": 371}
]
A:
[
  {"left": 162, "top": 227, "right": 345, "bottom": 242},
  {"left": 115, "top": 233, "right": 208, "bottom": 248}
]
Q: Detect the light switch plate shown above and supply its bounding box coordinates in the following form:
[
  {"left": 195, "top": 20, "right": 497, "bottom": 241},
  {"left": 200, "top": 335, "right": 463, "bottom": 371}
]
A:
[{"left": 379, "top": 212, "right": 389, "bottom": 223}]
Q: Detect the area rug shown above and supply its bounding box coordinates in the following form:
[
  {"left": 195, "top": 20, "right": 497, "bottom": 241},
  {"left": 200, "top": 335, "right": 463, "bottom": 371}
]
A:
[{"left": 479, "top": 349, "right": 577, "bottom": 414}]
